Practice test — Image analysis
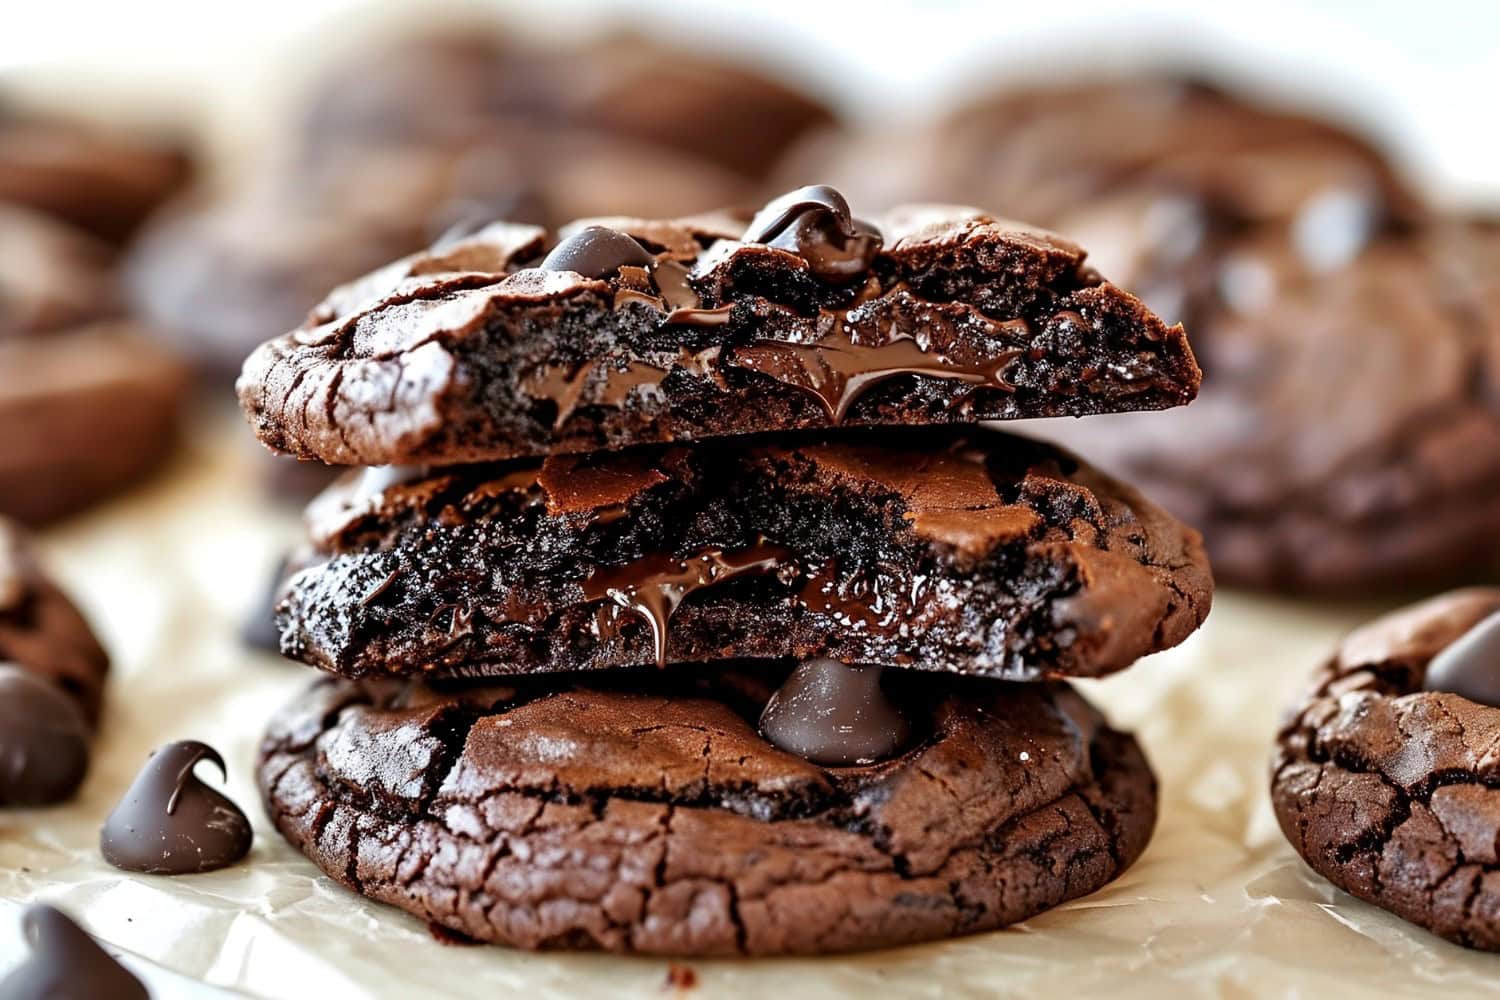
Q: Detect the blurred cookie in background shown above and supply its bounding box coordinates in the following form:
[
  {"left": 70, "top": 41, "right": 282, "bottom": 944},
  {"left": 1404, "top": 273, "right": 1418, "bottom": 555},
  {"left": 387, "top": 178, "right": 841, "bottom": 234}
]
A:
[
  {"left": 1038, "top": 221, "right": 1500, "bottom": 591},
  {"left": 0, "top": 206, "right": 186, "bottom": 525},
  {"left": 295, "top": 30, "right": 834, "bottom": 182},
  {"left": 0, "top": 97, "right": 191, "bottom": 245},
  {"left": 784, "top": 76, "right": 1500, "bottom": 592},
  {"left": 781, "top": 76, "right": 1417, "bottom": 325}
]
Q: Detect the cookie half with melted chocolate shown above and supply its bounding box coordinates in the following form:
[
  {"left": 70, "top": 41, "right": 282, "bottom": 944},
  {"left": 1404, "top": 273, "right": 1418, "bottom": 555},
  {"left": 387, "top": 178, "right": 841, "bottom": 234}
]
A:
[
  {"left": 1272, "top": 588, "right": 1500, "bottom": 950},
  {"left": 276, "top": 427, "right": 1212, "bottom": 682},
  {"left": 258, "top": 663, "right": 1156, "bottom": 955},
  {"left": 237, "top": 186, "right": 1200, "bottom": 466}
]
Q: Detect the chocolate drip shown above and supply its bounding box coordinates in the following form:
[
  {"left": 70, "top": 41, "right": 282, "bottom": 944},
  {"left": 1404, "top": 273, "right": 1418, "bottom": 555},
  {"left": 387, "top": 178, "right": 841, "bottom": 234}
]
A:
[
  {"left": 523, "top": 358, "right": 668, "bottom": 430},
  {"left": 759, "top": 659, "right": 912, "bottom": 766},
  {"left": 654, "top": 259, "right": 733, "bottom": 328},
  {"left": 730, "top": 329, "right": 1024, "bottom": 422},
  {"left": 583, "top": 544, "right": 789, "bottom": 666},
  {"left": 100, "top": 740, "right": 253, "bottom": 874},
  {"left": 541, "top": 226, "right": 656, "bottom": 279},
  {"left": 0, "top": 664, "right": 91, "bottom": 806},
  {"left": 742, "top": 184, "right": 882, "bottom": 282},
  {"left": 0, "top": 905, "right": 146, "bottom": 1000},
  {"left": 1423, "top": 610, "right": 1500, "bottom": 708}
]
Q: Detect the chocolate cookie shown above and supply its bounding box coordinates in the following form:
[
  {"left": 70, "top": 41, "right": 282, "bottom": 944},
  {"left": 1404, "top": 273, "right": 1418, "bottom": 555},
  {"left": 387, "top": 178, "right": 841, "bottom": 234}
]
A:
[
  {"left": 1, "top": 206, "right": 186, "bottom": 523},
  {"left": 237, "top": 192, "right": 1199, "bottom": 467},
  {"left": 259, "top": 665, "right": 1156, "bottom": 955},
  {"left": 0, "top": 205, "right": 119, "bottom": 335},
  {"left": 126, "top": 128, "right": 749, "bottom": 379},
  {"left": 0, "top": 520, "right": 109, "bottom": 805},
  {"left": 784, "top": 77, "right": 1416, "bottom": 325},
  {"left": 295, "top": 31, "right": 833, "bottom": 181},
  {"left": 277, "top": 427, "right": 1211, "bottom": 682},
  {"left": 0, "top": 100, "right": 190, "bottom": 243},
  {"left": 1038, "top": 222, "right": 1500, "bottom": 591},
  {"left": 1272, "top": 588, "right": 1500, "bottom": 950},
  {"left": 0, "top": 323, "right": 186, "bottom": 524}
]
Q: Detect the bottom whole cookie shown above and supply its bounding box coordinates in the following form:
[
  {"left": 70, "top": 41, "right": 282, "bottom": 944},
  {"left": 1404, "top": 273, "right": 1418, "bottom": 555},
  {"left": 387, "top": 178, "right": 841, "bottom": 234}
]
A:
[
  {"left": 259, "top": 666, "right": 1156, "bottom": 956},
  {"left": 1272, "top": 588, "right": 1500, "bottom": 949}
]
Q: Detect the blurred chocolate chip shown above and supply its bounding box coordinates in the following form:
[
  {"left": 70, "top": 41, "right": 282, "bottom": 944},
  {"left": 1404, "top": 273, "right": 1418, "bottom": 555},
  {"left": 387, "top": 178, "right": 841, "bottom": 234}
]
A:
[
  {"left": 0, "top": 905, "right": 147, "bottom": 1000},
  {"left": 100, "top": 740, "right": 253, "bottom": 874},
  {"left": 1423, "top": 610, "right": 1500, "bottom": 708},
  {"left": 540, "top": 226, "right": 655, "bottom": 279},
  {"left": 742, "top": 184, "right": 882, "bottom": 281},
  {"left": 0, "top": 664, "right": 91, "bottom": 807},
  {"left": 759, "top": 658, "right": 911, "bottom": 766},
  {"left": 241, "top": 556, "right": 292, "bottom": 655}
]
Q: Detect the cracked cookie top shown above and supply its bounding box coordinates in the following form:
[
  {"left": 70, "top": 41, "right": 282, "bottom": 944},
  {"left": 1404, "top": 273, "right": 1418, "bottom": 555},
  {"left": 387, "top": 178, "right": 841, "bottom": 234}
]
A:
[
  {"left": 258, "top": 665, "right": 1156, "bottom": 955},
  {"left": 236, "top": 190, "right": 1199, "bottom": 466},
  {"left": 1272, "top": 587, "right": 1500, "bottom": 950},
  {"left": 277, "top": 427, "right": 1212, "bottom": 682}
]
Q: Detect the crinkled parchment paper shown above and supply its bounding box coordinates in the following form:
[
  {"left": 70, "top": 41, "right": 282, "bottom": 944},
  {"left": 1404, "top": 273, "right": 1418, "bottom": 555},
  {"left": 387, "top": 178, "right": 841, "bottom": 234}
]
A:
[{"left": 2, "top": 412, "right": 1499, "bottom": 998}]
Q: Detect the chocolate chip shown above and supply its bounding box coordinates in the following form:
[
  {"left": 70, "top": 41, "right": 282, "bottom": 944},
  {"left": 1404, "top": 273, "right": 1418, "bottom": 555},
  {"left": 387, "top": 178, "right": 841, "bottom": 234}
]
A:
[
  {"left": 759, "top": 659, "right": 912, "bottom": 766},
  {"left": 540, "top": 226, "right": 655, "bottom": 279},
  {"left": 100, "top": 740, "right": 253, "bottom": 874},
  {"left": 741, "top": 184, "right": 883, "bottom": 282},
  {"left": 1423, "top": 610, "right": 1500, "bottom": 708},
  {"left": 0, "top": 905, "right": 146, "bottom": 1000},
  {"left": 0, "top": 664, "right": 91, "bottom": 807}
]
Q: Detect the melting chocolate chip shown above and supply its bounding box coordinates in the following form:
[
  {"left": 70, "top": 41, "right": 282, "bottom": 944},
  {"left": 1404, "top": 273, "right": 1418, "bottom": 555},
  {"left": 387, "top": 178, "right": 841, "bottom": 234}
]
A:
[
  {"left": 759, "top": 658, "right": 912, "bottom": 766},
  {"left": 100, "top": 740, "right": 253, "bottom": 874},
  {"left": 1423, "top": 610, "right": 1500, "bottom": 708},
  {"left": 0, "top": 664, "right": 91, "bottom": 807},
  {"left": 583, "top": 545, "right": 789, "bottom": 667},
  {"left": 0, "top": 905, "right": 147, "bottom": 1000},
  {"left": 741, "top": 184, "right": 883, "bottom": 282},
  {"left": 541, "top": 226, "right": 656, "bottom": 279}
]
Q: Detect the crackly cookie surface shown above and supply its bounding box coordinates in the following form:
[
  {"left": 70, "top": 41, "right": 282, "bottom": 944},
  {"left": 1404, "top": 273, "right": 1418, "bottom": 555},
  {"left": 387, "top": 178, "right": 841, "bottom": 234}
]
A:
[
  {"left": 259, "top": 665, "right": 1156, "bottom": 955},
  {"left": 237, "top": 195, "right": 1199, "bottom": 467},
  {"left": 1272, "top": 588, "right": 1500, "bottom": 949},
  {"left": 277, "top": 427, "right": 1211, "bottom": 682}
]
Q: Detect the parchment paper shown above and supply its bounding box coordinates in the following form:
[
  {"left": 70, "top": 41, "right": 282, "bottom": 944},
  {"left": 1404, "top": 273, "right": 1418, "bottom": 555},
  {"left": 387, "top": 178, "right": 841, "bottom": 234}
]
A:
[{"left": 2, "top": 411, "right": 1498, "bottom": 998}]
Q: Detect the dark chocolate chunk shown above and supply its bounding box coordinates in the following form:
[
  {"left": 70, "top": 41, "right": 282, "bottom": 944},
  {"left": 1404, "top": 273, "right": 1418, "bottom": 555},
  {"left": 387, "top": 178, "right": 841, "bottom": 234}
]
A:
[
  {"left": 100, "top": 740, "right": 253, "bottom": 874},
  {"left": 0, "top": 905, "right": 147, "bottom": 1000},
  {"left": 759, "top": 659, "right": 911, "bottom": 765},
  {"left": 1423, "top": 610, "right": 1500, "bottom": 708},
  {"left": 0, "top": 519, "right": 108, "bottom": 805},
  {"left": 540, "top": 226, "right": 656, "bottom": 279},
  {"left": 277, "top": 428, "right": 1211, "bottom": 683},
  {"left": 742, "top": 184, "right": 882, "bottom": 281},
  {"left": 238, "top": 206, "right": 1199, "bottom": 468},
  {"left": 258, "top": 667, "right": 1157, "bottom": 955},
  {"left": 0, "top": 664, "right": 91, "bottom": 806}
]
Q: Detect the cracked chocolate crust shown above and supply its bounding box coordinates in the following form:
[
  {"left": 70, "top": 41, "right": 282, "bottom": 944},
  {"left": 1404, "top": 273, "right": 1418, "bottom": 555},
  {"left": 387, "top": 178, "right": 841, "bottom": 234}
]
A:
[
  {"left": 258, "top": 665, "right": 1156, "bottom": 955},
  {"left": 236, "top": 204, "right": 1199, "bottom": 467},
  {"left": 0, "top": 519, "right": 109, "bottom": 723},
  {"left": 278, "top": 427, "right": 1212, "bottom": 682},
  {"left": 1271, "top": 588, "right": 1500, "bottom": 949}
]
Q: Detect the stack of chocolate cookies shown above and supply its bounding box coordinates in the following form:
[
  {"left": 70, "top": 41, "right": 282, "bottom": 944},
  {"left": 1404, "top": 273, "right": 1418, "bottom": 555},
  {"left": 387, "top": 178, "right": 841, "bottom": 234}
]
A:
[{"left": 239, "top": 185, "right": 1214, "bottom": 955}]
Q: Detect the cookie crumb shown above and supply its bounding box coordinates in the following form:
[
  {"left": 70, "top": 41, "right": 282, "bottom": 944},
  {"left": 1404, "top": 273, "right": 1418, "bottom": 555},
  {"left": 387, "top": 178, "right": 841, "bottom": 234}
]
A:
[{"left": 664, "top": 964, "right": 698, "bottom": 991}]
